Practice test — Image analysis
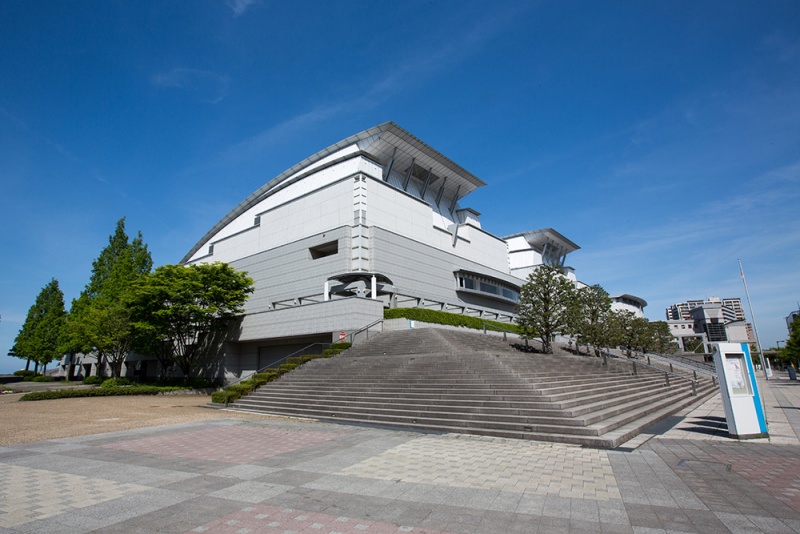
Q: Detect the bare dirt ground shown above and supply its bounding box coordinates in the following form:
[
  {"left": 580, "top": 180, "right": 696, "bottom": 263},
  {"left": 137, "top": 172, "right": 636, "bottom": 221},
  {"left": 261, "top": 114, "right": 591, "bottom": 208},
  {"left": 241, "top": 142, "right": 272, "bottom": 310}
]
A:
[{"left": 0, "top": 393, "right": 278, "bottom": 446}]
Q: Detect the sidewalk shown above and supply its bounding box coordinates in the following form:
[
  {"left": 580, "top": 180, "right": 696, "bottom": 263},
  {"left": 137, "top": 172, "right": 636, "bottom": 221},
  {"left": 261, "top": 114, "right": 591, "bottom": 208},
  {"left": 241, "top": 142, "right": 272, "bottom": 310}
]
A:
[{"left": 0, "top": 378, "right": 799, "bottom": 533}]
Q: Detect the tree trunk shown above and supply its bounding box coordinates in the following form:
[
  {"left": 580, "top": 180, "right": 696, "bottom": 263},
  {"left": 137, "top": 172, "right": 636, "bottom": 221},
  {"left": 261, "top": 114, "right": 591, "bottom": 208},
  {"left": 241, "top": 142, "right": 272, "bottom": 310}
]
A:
[{"left": 25, "top": 358, "right": 31, "bottom": 371}]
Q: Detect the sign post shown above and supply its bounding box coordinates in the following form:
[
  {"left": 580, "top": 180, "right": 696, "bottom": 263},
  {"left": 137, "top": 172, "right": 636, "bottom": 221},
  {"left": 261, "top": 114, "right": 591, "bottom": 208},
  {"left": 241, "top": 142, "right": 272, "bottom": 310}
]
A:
[{"left": 713, "top": 342, "right": 768, "bottom": 439}]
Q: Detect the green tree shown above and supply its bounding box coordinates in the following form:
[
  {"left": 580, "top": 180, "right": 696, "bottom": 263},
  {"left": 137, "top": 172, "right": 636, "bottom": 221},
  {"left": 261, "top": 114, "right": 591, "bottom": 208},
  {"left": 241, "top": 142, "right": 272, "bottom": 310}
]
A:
[
  {"left": 647, "top": 321, "right": 678, "bottom": 354},
  {"left": 13, "top": 279, "right": 67, "bottom": 374},
  {"left": 779, "top": 317, "right": 800, "bottom": 369},
  {"left": 131, "top": 262, "right": 254, "bottom": 380},
  {"left": 604, "top": 309, "right": 635, "bottom": 354},
  {"left": 63, "top": 218, "right": 153, "bottom": 377},
  {"left": 515, "top": 265, "right": 577, "bottom": 354},
  {"left": 570, "top": 284, "right": 611, "bottom": 355}
]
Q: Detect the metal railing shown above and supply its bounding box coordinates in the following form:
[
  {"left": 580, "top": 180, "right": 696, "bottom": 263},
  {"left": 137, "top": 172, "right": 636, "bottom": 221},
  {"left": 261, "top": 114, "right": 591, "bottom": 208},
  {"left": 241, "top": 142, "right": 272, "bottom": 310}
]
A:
[
  {"left": 349, "top": 319, "right": 384, "bottom": 345},
  {"left": 595, "top": 348, "right": 704, "bottom": 396},
  {"left": 222, "top": 341, "right": 333, "bottom": 407}
]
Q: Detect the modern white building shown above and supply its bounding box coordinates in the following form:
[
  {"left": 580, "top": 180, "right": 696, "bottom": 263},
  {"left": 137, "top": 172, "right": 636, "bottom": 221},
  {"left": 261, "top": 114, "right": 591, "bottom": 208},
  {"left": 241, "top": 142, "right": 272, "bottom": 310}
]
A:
[
  {"left": 610, "top": 294, "right": 647, "bottom": 318},
  {"left": 176, "top": 123, "right": 594, "bottom": 381}
]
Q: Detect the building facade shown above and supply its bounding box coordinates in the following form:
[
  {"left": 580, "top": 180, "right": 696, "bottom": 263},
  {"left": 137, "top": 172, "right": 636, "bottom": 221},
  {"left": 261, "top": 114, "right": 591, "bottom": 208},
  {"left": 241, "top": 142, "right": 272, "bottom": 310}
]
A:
[
  {"left": 666, "top": 297, "right": 753, "bottom": 353},
  {"left": 176, "top": 123, "right": 593, "bottom": 381}
]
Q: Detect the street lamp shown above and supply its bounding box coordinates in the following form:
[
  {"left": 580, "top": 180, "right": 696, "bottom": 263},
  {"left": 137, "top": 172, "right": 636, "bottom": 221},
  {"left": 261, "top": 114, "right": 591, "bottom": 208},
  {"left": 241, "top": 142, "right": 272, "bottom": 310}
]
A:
[{"left": 776, "top": 340, "right": 785, "bottom": 348}]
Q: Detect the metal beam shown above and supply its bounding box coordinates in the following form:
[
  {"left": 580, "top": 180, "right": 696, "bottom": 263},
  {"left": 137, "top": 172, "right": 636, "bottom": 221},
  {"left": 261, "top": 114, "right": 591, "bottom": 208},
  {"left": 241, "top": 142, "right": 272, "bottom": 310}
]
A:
[
  {"left": 435, "top": 177, "right": 447, "bottom": 207},
  {"left": 382, "top": 147, "right": 397, "bottom": 182},
  {"left": 420, "top": 167, "right": 432, "bottom": 198},
  {"left": 449, "top": 185, "right": 461, "bottom": 213},
  {"left": 402, "top": 158, "right": 415, "bottom": 191}
]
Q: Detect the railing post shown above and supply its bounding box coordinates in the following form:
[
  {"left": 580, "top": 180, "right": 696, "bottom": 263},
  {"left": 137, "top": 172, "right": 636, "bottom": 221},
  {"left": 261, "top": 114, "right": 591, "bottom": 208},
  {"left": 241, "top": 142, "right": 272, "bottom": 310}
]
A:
[
  {"left": 632, "top": 362, "right": 637, "bottom": 375},
  {"left": 669, "top": 363, "right": 674, "bottom": 373},
  {"left": 693, "top": 370, "right": 697, "bottom": 380},
  {"left": 647, "top": 356, "right": 651, "bottom": 365},
  {"left": 602, "top": 353, "right": 607, "bottom": 366},
  {"left": 664, "top": 372, "right": 670, "bottom": 387},
  {"left": 692, "top": 381, "right": 697, "bottom": 396},
  {"left": 483, "top": 322, "right": 487, "bottom": 334},
  {"left": 503, "top": 331, "right": 507, "bottom": 341}
]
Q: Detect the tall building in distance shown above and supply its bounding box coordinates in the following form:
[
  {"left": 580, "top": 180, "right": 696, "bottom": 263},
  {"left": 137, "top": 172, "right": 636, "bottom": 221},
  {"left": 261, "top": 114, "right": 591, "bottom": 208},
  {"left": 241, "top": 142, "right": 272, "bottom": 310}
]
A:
[
  {"left": 666, "top": 297, "right": 745, "bottom": 322},
  {"left": 666, "top": 297, "right": 753, "bottom": 353}
]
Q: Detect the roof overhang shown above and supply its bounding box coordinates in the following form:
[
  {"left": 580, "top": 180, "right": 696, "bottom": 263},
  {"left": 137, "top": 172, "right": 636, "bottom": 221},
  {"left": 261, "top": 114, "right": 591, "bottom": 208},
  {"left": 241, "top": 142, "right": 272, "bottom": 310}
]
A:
[
  {"left": 182, "top": 122, "right": 485, "bottom": 263},
  {"left": 503, "top": 228, "right": 580, "bottom": 254}
]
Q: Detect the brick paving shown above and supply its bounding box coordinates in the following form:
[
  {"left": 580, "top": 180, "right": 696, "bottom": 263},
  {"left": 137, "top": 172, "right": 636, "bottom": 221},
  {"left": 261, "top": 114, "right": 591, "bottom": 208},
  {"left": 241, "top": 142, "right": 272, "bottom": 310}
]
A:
[{"left": 0, "top": 375, "right": 799, "bottom": 533}]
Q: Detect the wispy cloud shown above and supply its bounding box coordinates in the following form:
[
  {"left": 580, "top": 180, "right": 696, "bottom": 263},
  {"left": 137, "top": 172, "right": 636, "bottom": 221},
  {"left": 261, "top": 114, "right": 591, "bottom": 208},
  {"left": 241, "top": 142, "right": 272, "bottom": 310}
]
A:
[
  {"left": 151, "top": 68, "right": 230, "bottom": 104},
  {"left": 221, "top": 4, "right": 530, "bottom": 161},
  {"left": 226, "top": 0, "right": 262, "bottom": 17}
]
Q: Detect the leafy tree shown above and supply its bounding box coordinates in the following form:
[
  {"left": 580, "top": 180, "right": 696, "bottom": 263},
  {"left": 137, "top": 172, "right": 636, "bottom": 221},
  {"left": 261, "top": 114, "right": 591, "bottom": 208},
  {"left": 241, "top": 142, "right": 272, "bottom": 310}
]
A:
[
  {"left": 13, "top": 279, "right": 67, "bottom": 374},
  {"left": 570, "top": 284, "right": 611, "bottom": 355},
  {"left": 647, "top": 321, "right": 678, "bottom": 354},
  {"left": 515, "top": 265, "right": 577, "bottom": 354},
  {"left": 131, "top": 262, "right": 254, "bottom": 380},
  {"left": 779, "top": 317, "right": 800, "bottom": 369},
  {"left": 604, "top": 309, "right": 635, "bottom": 354},
  {"left": 63, "top": 218, "right": 152, "bottom": 377}
]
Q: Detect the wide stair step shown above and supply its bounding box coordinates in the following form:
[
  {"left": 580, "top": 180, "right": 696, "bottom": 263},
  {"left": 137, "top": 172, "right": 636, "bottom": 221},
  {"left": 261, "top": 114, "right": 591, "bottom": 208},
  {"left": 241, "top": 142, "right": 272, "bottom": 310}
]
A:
[{"left": 227, "top": 328, "right": 717, "bottom": 448}]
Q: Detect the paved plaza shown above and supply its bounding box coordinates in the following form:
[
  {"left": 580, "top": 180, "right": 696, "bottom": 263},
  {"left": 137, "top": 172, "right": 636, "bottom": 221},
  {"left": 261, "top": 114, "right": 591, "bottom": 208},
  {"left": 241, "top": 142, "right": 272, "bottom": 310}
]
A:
[{"left": 1, "top": 375, "right": 799, "bottom": 533}]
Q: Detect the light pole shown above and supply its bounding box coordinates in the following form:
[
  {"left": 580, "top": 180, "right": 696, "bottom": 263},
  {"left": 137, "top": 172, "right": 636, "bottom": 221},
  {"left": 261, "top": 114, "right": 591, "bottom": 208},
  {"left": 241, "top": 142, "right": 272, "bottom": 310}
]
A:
[{"left": 776, "top": 340, "right": 785, "bottom": 348}]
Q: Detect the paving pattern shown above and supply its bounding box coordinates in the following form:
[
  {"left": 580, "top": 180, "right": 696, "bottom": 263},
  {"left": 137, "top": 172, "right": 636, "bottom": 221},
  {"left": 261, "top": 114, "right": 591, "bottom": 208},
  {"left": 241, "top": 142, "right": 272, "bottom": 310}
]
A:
[
  {"left": 104, "top": 425, "right": 344, "bottom": 463},
  {"left": 0, "top": 375, "right": 799, "bottom": 533}
]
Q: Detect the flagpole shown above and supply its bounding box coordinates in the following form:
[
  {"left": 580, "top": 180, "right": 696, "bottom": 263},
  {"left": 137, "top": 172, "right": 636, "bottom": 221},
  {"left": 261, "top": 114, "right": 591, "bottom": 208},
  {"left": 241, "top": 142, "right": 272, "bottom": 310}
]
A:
[{"left": 739, "top": 258, "right": 771, "bottom": 379}]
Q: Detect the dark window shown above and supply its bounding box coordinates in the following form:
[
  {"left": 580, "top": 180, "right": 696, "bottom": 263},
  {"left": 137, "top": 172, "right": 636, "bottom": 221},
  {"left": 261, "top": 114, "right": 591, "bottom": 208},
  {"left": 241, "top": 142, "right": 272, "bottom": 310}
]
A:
[{"left": 309, "top": 241, "right": 339, "bottom": 259}]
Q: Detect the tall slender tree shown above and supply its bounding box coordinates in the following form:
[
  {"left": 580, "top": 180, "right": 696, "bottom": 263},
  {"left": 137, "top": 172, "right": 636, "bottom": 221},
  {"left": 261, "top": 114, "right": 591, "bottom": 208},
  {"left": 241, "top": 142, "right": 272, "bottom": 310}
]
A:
[
  {"left": 63, "top": 218, "right": 152, "bottom": 377},
  {"left": 13, "top": 279, "right": 67, "bottom": 374}
]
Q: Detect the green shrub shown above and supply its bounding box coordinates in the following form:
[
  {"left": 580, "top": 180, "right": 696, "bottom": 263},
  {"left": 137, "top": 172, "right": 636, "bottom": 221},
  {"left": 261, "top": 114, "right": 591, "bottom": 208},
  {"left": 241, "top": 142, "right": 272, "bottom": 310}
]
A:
[
  {"left": 30, "top": 375, "right": 55, "bottom": 382},
  {"left": 279, "top": 362, "right": 298, "bottom": 373},
  {"left": 101, "top": 378, "right": 133, "bottom": 388},
  {"left": 13, "top": 370, "right": 36, "bottom": 377},
  {"left": 330, "top": 342, "right": 351, "bottom": 351},
  {"left": 228, "top": 382, "right": 253, "bottom": 396},
  {"left": 82, "top": 376, "right": 105, "bottom": 385},
  {"left": 287, "top": 356, "right": 304, "bottom": 365},
  {"left": 383, "top": 308, "right": 519, "bottom": 334},
  {"left": 211, "top": 390, "right": 237, "bottom": 403},
  {"left": 256, "top": 371, "right": 278, "bottom": 383}
]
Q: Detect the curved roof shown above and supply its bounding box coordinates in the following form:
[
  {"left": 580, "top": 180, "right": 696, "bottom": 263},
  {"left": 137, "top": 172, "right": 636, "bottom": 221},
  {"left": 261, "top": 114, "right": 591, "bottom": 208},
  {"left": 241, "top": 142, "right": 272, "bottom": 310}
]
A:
[
  {"left": 182, "top": 122, "right": 485, "bottom": 263},
  {"left": 611, "top": 294, "right": 648, "bottom": 308}
]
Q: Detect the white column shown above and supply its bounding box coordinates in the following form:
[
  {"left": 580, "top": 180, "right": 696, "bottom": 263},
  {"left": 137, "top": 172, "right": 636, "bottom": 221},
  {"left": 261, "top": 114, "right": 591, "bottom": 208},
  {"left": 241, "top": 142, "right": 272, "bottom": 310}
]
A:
[
  {"left": 324, "top": 280, "right": 330, "bottom": 301},
  {"left": 371, "top": 275, "right": 377, "bottom": 299}
]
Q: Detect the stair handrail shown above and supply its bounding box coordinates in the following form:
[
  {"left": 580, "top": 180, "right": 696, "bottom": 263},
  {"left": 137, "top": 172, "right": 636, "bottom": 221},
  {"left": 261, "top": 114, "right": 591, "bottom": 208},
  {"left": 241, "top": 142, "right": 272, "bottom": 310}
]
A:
[
  {"left": 595, "top": 348, "right": 704, "bottom": 396},
  {"left": 349, "top": 318, "right": 384, "bottom": 345},
  {"left": 643, "top": 351, "right": 716, "bottom": 376},
  {"left": 222, "top": 341, "right": 332, "bottom": 407}
]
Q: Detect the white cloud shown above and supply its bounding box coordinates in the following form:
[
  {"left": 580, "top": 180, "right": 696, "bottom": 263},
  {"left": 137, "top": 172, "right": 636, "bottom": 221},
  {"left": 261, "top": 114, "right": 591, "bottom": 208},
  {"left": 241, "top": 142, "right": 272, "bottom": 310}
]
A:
[
  {"left": 226, "top": 0, "right": 261, "bottom": 17},
  {"left": 151, "top": 68, "right": 230, "bottom": 104}
]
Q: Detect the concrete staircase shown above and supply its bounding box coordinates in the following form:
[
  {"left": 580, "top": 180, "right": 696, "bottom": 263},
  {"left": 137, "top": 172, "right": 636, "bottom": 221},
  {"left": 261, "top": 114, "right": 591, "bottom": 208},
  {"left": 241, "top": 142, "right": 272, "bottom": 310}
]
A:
[{"left": 230, "top": 328, "right": 718, "bottom": 448}]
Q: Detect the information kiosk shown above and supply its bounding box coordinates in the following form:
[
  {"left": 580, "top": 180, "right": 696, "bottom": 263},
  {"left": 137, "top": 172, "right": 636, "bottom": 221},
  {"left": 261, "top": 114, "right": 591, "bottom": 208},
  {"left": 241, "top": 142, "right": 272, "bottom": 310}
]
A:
[{"left": 712, "top": 342, "right": 768, "bottom": 439}]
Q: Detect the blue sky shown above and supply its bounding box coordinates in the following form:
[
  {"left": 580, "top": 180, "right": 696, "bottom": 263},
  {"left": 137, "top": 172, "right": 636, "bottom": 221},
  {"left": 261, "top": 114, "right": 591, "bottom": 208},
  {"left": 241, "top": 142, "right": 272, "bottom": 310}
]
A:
[{"left": 1, "top": 1, "right": 799, "bottom": 373}]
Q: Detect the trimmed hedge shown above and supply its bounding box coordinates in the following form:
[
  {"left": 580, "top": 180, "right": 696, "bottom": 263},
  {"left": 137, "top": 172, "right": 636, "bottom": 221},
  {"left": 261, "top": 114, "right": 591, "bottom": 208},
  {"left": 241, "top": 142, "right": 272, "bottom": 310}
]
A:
[
  {"left": 384, "top": 308, "right": 519, "bottom": 334},
  {"left": 101, "top": 378, "right": 133, "bottom": 388},
  {"left": 14, "top": 370, "right": 36, "bottom": 377},
  {"left": 30, "top": 375, "right": 55, "bottom": 382},
  {"left": 18, "top": 386, "right": 190, "bottom": 401},
  {"left": 82, "top": 376, "right": 105, "bottom": 385}
]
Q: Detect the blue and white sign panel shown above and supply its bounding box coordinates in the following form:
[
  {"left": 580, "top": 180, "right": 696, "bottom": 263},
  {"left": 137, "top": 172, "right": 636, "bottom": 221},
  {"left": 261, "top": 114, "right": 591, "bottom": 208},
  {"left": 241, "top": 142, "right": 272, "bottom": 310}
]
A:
[{"left": 712, "top": 342, "right": 768, "bottom": 439}]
